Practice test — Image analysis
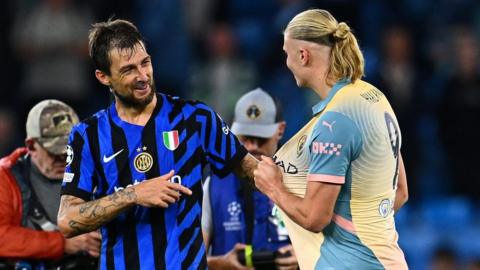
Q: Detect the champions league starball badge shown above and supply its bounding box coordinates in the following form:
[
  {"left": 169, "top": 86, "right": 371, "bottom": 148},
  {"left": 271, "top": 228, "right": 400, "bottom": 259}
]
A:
[{"left": 66, "top": 145, "right": 74, "bottom": 166}]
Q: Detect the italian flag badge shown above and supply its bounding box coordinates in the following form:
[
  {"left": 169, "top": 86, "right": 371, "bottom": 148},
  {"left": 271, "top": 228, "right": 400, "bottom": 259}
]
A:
[{"left": 163, "top": 130, "right": 179, "bottom": 151}]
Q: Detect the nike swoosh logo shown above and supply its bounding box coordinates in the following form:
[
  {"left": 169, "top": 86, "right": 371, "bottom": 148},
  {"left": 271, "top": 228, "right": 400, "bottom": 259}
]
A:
[{"left": 103, "top": 149, "right": 124, "bottom": 163}]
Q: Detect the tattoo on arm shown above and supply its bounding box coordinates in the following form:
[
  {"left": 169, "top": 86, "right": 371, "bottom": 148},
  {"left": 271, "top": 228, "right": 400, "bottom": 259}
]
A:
[{"left": 59, "top": 187, "right": 138, "bottom": 235}]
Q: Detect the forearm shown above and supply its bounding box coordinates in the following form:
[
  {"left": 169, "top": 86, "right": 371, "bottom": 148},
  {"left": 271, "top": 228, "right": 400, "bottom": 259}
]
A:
[
  {"left": 234, "top": 153, "right": 258, "bottom": 183},
  {"left": 272, "top": 188, "right": 324, "bottom": 232},
  {"left": 58, "top": 187, "right": 137, "bottom": 238},
  {"left": 394, "top": 187, "right": 408, "bottom": 212},
  {"left": 272, "top": 183, "right": 335, "bottom": 233},
  {"left": 394, "top": 154, "right": 408, "bottom": 212}
]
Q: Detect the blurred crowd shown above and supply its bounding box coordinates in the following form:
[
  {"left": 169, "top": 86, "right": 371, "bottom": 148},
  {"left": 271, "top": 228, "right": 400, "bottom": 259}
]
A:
[{"left": 1, "top": 0, "right": 480, "bottom": 269}]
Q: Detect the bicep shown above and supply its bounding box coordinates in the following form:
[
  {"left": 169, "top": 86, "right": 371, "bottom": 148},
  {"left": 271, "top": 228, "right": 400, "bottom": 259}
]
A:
[
  {"left": 62, "top": 129, "right": 96, "bottom": 199},
  {"left": 303, "top": 181, "right": 341, "bottom": 231},
  {"left": 308, "top": 112, "right": 362, "bottom": 181}
]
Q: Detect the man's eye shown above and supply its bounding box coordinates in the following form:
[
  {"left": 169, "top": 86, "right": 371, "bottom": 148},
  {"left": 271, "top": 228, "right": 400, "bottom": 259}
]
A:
[{"left": 122, "top": 68, "right": 132, "bottom": 74}]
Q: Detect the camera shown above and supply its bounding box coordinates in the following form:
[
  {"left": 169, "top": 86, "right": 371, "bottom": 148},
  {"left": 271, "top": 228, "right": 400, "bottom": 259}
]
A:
[{"left": 237, "top": 247, "right": 291, "bottom": 270}]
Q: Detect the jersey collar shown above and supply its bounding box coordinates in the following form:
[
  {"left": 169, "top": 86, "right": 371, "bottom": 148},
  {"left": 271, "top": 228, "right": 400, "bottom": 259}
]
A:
[
  {"left": 108, "top": 93, "right": 163, "bottom": 128},
  {"left": 312, "top": 78, "right": 350, "bottom": 115}
]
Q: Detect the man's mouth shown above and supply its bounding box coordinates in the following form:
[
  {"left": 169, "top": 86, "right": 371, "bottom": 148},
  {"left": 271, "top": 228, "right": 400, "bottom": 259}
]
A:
[{"left": 133, "top": 82, "right": 150, "bottom": 95}]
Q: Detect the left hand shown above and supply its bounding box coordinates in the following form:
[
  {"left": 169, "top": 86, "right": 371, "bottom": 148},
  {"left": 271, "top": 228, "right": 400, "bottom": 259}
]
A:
[
  {"left": 253, "top": 156, "right": 284, "bottom": 202},
  {"left": 275, "top": 245, "right": 298, "bottom": 270}
]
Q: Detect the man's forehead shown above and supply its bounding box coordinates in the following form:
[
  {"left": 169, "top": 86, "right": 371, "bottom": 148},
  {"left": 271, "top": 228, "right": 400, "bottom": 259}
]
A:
[{"left": 109, "top": 43, "right": 148, "bottom": 63}]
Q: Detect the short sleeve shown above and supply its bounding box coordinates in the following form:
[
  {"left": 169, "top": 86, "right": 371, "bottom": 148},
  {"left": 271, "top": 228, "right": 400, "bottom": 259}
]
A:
[
  {"left": 61, "top": 125, "right": 96, "bottom": 201},
  {"left": 307, "top": 111, "right": 362, "bottom": 184},
  {"left": 195, "top": 103, "right": 247, "bottom": 177}
]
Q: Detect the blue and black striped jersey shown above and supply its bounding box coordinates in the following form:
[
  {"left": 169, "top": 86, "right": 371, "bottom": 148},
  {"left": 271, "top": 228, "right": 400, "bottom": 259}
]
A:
[{"left": 61, "top": 93, "right": 247, "bottom": 270}]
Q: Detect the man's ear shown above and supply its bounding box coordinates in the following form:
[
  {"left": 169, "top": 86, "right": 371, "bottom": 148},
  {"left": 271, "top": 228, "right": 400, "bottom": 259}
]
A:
[
  {"left": 95, "top": 69, "right": 111, "bottom": 87},
  {"left": 276, "top": 121, "right": 286, "bottom": 140},
  {"left": 299, "top": 48, "right": 310, "bottom": 66},
  {"left": 25, "top": 138, "right": 35, "bottom": 151}
]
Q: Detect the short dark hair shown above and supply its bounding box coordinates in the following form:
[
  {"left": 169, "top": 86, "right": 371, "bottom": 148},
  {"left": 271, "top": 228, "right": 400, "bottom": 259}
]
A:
[{"left": 88, "top": 19, "right": 145, "bottom": 75}]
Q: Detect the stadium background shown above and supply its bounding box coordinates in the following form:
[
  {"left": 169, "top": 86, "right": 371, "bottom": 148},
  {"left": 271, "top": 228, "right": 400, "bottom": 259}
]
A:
[{"left": 1, "top": 0, "right": 479, "bottom": 269}]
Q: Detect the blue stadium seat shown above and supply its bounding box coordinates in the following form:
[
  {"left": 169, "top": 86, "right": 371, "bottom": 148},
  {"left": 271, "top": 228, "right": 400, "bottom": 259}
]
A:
[{"left": 419, "top": 197, "right": 473, "bottom": 231}]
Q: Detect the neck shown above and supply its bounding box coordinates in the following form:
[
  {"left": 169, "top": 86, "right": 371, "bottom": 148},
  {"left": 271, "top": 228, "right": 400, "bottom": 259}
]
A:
[
  {"left": 308, "top": 65, "right": 335, "bottom": 100},
  {"left": 115, "top": 94, "right": 157, "bottom": 126},
  {"left": 310, "top": 78, "right": 333, "bottom": 100}
]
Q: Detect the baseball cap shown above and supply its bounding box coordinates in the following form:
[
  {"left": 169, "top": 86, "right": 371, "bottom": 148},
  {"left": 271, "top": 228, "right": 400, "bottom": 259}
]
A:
[
  {"left": 231, "top": 88, "right": 283, "bottom": 138},
  {"left": 26, "top": 100, "right": 79, "bottom": 155}
]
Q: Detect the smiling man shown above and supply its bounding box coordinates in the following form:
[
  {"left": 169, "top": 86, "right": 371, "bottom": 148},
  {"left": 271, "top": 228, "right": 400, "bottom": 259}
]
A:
[{"left": 56, "top": 19, "right": 258, "bottom": 270}]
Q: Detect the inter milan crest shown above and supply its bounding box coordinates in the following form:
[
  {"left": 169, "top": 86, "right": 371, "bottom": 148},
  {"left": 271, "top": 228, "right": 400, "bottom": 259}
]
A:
[
  {"left": 246, "top": 105, "right": 261, "bottom": 120},
  {"left": 296, "top": 135, "right": 307, "bottom": 158},
  {"left": 163, "top": 130, "right": 179, "bottom": 151},
  {"left": 134, "top": 146, "right": 153, "bottom": 173}
]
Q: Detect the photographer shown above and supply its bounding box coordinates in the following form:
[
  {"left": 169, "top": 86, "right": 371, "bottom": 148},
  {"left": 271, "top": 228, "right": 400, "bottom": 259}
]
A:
[
  {"left": 202, "top": 89, "right": 298, "bottom": 270},
  {"left": 0, "top": 100, "right": 100, "bottom": 270}
]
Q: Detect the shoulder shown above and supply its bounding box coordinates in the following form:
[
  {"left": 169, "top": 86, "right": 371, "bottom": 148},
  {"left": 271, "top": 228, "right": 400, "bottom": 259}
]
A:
[
  {"left": 161, "top": 94, "right": 215, "bottom": 118},
  {"left": 70, "top": 109, "right": 109, "bottom": 137},
  {"left": 333, "top": 80, "right": 386, "bottom": 105},
  {"left": 0, "top": 148, "right": 28, "bottom": 170},
  {"left": 313, "top": 111, "right": 359, "bottom": 137}
]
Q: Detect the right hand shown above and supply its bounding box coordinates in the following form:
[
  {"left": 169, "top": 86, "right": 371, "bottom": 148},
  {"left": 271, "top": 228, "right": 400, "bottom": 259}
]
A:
[
  {"left": 133, "top": 170, "right": 192, "bottom": 208},
  {"left": 221, "top": 243, "right": 253, "bottom": 270},
  {"left": 64, "top": 231, "right": 102, "bottom": 257}
]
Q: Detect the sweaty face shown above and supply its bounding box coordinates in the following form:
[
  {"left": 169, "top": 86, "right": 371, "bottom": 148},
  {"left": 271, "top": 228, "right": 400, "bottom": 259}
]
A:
[
  {"left": 238, "top": 135, "right": 280, "bottom": 160},
  {"left": 108, "top": 43, "right": 155, "bottom": 109},
  {"left": 31, "top": 141, "right": 67, "bottom": 180}
]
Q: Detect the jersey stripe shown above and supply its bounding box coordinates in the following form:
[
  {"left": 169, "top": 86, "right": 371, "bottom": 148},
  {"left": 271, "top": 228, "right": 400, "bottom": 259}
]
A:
[
  {"left": 62, "top": 93, "right": 247, "bottom": 270},
  {"left": 143, "top": 103, "right": 167, "bottom": 270},
  {"left": 85, "top": 117, "right": 104, "bottom": 195},
  {"left": 109, "top": 117, "right": 140, "bottom": 270}
]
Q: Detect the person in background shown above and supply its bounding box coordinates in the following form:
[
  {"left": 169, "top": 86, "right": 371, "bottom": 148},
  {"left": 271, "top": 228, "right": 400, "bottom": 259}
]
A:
[
  {"left": 0, "top": 100, "right": 100, "bottom": 270},
  {"left": 202, "top": 88, "right": 298, "bottom": 270},
  {"left": 429, "top": 247, "right": 459, "bottom": 270}
]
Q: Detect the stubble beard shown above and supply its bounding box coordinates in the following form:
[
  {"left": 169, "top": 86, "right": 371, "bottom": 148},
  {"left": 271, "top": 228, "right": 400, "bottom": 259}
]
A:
[{"left": 112, "top": 80, "right": 156, "bottom": 109}]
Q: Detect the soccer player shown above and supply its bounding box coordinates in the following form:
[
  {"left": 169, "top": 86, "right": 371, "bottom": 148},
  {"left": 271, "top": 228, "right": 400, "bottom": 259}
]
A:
[
  {"left": 56, "top": 19, "right": 257, "bottom": 270},
  {"left": 253, "top": 9, "right": 409, "bottom": 270}
]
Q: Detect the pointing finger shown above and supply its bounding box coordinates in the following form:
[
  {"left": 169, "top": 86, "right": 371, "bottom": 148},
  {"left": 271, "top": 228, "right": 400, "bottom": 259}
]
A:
[{"left": 173, "top": 183, "right": 192, "bottom": 195}]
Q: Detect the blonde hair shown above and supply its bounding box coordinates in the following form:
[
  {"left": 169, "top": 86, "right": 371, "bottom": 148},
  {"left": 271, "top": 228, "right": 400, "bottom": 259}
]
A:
[{"left": 284, "top": 9, "right": 364, "bottom": 84}]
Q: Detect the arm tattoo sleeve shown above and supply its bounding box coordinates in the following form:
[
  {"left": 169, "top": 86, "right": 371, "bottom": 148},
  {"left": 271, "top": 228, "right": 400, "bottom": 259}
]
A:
[{"left": 59, "top": 187, "right": 137, "bottom": 235}]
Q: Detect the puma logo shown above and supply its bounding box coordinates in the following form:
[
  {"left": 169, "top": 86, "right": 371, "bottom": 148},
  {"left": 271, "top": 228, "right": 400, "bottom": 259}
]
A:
[{"left": 322, "top": 120, "right": 336, "bottom": 132}]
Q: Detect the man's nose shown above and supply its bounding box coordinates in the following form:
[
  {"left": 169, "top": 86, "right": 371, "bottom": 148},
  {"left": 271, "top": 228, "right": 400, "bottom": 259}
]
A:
[
  {"left": 243, "top": 139, "right": 259, "bottom": 151},
  {"left": 137, "top": 67, "right": 149, "bottom": 81}
]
